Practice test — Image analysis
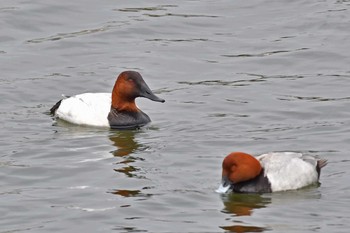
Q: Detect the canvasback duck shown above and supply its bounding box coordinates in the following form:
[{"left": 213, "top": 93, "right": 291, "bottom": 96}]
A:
[
  {"left": 50, "top": 71, "right": 165, "bottom": 129},
  {"left": 216, "top": 152, "right": 327, "bottom": 193}
]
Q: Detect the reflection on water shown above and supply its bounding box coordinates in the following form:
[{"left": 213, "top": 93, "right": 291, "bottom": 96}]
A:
[
  {"left": 109, "top": 130, "right": 148, "bottom": 179},
  {"left": 110, "top": 189, "right": 152, "bottom": 198},
  {"left": 109, "top": 130, "right": 151, "bottom": 198},
  {"left": 220, "top": 225, "right": 266, "bottom": 233},
  {"left": 221, "top": 193, "right": 271, "bottom": 216},
  {"left": 219, "top": 193, "right": 271, "bottom": 232},
  {"left": 114, "top": 166, "right": 141, "bottom": 178},
  {"left": 111, "top": 189, "right": 142, "bottom": 197},
  {"left": 109, "top": 130, "right": 141, "bottom": 157},
  {"left": 219, "top": 188, "right": 322, "bottom": 232}
]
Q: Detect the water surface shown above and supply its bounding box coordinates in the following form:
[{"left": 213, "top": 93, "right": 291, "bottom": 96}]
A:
[{"left": 1, "top": 0, "right": 350, "bottom": 232}]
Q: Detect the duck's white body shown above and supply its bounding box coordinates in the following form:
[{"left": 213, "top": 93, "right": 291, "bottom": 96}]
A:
[
  {"left": 55, "top": 93, "right": 111, "bottom": 127},
  {"left": 256, "top": 152, "right": 320, "bottom": 192}
]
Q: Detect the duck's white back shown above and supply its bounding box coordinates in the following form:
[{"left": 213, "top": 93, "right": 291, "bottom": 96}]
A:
[
  {"left": 55, "top": 93, "right": 111, "bottom": 127},
  {"left": 257, "top": 152, "right": 319, "bottom": 192}
]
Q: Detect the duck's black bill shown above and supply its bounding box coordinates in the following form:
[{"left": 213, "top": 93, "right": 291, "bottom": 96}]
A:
[{"left": 140, "top": 82, "right": 165, "bottom": 103}]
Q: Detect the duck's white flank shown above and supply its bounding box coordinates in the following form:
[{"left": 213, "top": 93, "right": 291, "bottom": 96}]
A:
[
  {"left": 55, "top": 93, "right": 111, "bottom": 127},
  {"left": 256, "top": 152, "right": 319, "bottom": 192}
]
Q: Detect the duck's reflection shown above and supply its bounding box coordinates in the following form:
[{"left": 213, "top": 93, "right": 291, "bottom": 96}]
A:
[
  {"left": 109, "top": 189, "right": 153, "bottom": 200},
  {"left": 219, "top": 188, "right": 322, "bottom": 232},
  {"left": 109, "top": 130, "right": 141, "bottom": 157},
  {"left": 220, "top": 225, "right": 266, "bottom": 233},
  {"left": 221, "top": 193, "right": 271, "bottom": 216},
  {"left": 109, "top": 130, "right": 146, "bottom": 178},
  {"left": 110, "top": 189, "right": 142, "bottom": 197},
  {"left": 219, "top": 193, "right": 271, "bottom": 232},
  {"left": 109, "top": 130, "right": 150, "bottom": 198}
]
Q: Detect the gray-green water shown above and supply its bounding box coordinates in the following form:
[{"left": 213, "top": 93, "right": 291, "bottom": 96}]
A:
[{"left": 1, "top": 0, "right": 350, "bottom": 232}]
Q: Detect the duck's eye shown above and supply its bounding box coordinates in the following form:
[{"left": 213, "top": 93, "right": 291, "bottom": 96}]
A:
[{"left": 127, "top": 78, "right": 134, "bottom": 82}]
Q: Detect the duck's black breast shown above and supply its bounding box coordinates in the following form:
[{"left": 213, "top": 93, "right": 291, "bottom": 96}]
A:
[
  {"left": 108, "top": 107, "right": 151, "bottom": 130},
  {"left": 231, "top": 169, "right": 272, "bottom": 193}
]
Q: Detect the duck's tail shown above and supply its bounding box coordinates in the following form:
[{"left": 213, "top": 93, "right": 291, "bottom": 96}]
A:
[
  {"left": 316, "top": 159, "right": 328, "bottom": 179},
  {"left": 50, "top": 95, "right": 70, "bottom": 115},
  {"left": 50, "top": 99, "right": 62, "bottom": 115},
  {"left": 318, "top": 159, "right": 328, "bottom": 169}
]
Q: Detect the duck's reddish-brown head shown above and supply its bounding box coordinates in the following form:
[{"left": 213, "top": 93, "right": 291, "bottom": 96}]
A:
[
  {"left": 111, "top": 71, "right": 165, "bottom": 111},
  {"left": 217, "top": 152, "right": 262, "bottom": 193}
]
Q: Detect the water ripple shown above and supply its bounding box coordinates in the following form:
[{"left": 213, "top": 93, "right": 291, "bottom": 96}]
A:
[
  {"left": 144, "top": 13, "right": 219, "bottom": 18},
  {"left": 0, "top": 6, "right": 19, "bottom": 12},
  {"left": 26, "top": 23, "right": 127, "bottom": 44},
  {"left": 278, "top": 95, "right": 350, "bottom": 102},
  {"left": 336, "top": 0, "right": 350, "bottom": 4},
  {"left": 178, "top": 77, "right": 265, "bottom": 87},
  {"left": 66, "top": 206, "right": 116, "bottom": 212},
  {"left": 242, "top": 73, "right": 305, "bottom": 80},
  {"left": 146, "top": 38, "right": 209, "bottom": 43},
  {"left": 117, "top": 5, "right": 177, "bottom": 12},
  {"left": 222, "top": 48, "right": 309, "bottom": 58}
]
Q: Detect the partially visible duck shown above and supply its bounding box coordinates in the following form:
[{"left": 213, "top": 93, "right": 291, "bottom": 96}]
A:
[
  {"left": 50, "top": 71, "right": 165, "bottom": 129},
  {"left": 216, "top": 152, "right": 327, "bottom": 193}
]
